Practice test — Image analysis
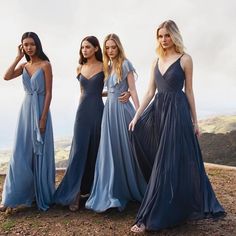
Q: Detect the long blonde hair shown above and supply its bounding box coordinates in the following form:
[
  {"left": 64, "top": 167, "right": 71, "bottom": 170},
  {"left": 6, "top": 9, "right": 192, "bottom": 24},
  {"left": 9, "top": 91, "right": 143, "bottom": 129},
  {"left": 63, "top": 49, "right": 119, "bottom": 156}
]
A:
[
  {"left": 156, "top": 20, "right": 185, "bottom": 58},
  {"left": 103, "top": 34, "right": 126, "bottom": 82}
]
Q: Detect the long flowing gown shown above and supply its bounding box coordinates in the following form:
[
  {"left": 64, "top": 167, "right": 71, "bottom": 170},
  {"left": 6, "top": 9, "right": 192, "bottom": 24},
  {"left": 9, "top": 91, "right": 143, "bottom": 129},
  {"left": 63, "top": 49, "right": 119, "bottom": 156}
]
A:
[
  {"left": 133, "top": 56, "right": 225, "bottom": 231},
  {"left": 1, "top": 68, "right": 55, "bottom": 211},
  {"left": 54, "top": 72, "right": 104, "bottom": 205},
  {"left": 85, "top": 60, "right": 147, "bottom": 212}
]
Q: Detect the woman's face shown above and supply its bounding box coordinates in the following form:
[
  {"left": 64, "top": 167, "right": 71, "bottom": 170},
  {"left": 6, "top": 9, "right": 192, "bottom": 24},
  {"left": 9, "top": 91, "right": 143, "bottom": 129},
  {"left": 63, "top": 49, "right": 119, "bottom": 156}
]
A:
[
  {"left": 22, "top": 37, "right": 37, "bottom": 57},
  {"left": 81, "top": 40, "right": 97, "bottom": 59},
  {"left": 158, "top": 28, "right": 174, "bottom": 50},
  {"left": 105, "top": 39, "right": 119, "bottom": 60}
]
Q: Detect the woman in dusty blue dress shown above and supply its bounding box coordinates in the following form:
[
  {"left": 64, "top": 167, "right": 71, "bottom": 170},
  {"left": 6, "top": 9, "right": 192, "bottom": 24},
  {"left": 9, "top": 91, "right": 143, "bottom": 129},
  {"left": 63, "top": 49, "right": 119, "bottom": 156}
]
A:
[
  {"left": 85, "top": 34, "right": 147, "bottom": 212},
  {"left": 0, "top": 32, "right": 55, "bottom": 212},
  {"left": 129, "top": 20, "right": 225, "bottom": 233}
]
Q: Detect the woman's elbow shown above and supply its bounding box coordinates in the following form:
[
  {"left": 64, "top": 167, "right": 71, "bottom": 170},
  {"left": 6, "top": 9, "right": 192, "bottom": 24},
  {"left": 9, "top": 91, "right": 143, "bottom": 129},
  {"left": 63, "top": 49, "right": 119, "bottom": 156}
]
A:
[
  {"left": 45, "top": 92, "right": 52, "bottom": 100},
  {"left": 185, "top": 88, "right": 194, "bottom": 97},
  {"left": 3, "top": 75, "right": 10, "bottom": 81},
  {"left": 146, "top": 90, "right": 155, "bottom": 100}
]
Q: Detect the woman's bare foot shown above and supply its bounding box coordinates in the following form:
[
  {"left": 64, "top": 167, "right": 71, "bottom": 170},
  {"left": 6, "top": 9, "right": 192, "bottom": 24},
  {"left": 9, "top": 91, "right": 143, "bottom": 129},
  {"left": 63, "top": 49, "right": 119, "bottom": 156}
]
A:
[
  {"left": 69, "top": 194, "right": 80, "bottom": 212},
  {"left": 5, "top": 207, "right": 13, "bottom": 214},
  {"left": 130, "top": 223, "right": 145, "bottom": 233},
  {"left": 0, "top": 204, "right": 7, "bottom": 212},
  {"left": 69, "top": 204, "right": 79, "bottom": 212}
]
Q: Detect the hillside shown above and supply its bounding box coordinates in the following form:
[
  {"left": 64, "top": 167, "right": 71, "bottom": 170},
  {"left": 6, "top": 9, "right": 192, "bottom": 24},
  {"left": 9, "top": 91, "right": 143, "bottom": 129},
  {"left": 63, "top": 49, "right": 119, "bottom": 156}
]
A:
[
  {"left": 199, "top": 130, "right": 236, "bottom": 166},
  {"left": 199, "top": 114, "right": 236, "bottom": 133}
]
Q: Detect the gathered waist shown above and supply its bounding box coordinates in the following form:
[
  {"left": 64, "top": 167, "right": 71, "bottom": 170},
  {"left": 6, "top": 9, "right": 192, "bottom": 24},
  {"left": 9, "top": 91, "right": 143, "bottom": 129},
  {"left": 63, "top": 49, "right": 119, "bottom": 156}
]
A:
[
  {"left": 108, "top": 88, "right": 126, "bottom": 97},
  {"left": 82, "top": 92, "right": 103, "bottom": 97},
  {"left": 26, "top": 91, "right": 45, "bottom": 96},
  {"left": 157, "top": 90, "right": 184, "bottom": 95}
]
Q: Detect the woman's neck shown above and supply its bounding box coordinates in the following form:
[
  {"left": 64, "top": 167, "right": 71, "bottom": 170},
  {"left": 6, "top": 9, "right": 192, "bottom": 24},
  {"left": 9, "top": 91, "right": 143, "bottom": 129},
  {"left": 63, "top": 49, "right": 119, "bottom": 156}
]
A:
[
  {"left": 29, "top": 56, "right": 41, "bottom": 64},
  {"left": 86, "top": 57, "right": 98, "bottom": 65},
  {"left": 163, "top": 47, "right": 178, "bottom": 58}
]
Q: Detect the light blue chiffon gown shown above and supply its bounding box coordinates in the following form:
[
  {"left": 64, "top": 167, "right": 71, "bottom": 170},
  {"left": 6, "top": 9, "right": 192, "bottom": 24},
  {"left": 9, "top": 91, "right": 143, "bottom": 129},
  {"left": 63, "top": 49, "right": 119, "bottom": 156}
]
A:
[
  {"left": 85, "top": 59, "right": 147, "bottom": 212},
  {"left": 1, "top": 68, "right": 55, "bottom": 211}
]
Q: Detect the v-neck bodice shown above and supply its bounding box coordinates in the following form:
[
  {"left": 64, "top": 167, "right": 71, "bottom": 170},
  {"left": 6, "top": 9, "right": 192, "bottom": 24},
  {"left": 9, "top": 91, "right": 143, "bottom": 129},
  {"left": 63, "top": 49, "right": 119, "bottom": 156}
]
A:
[
  {"left": 22, "top": 67, "right": 45, "bottom": 95},
  {"left": 77, "top": 71, "right": 104, "bottom": 96},
  {"left": 155, "top": 57, "right": 185, "bottom": 93}
]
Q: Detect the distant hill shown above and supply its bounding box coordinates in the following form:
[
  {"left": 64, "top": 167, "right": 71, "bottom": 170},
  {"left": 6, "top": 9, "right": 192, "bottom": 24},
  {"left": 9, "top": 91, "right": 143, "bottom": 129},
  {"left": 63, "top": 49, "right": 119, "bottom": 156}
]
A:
[
  {"left": 199, "top": 115, "right": 236, "bottom": 133},
  {"left": 199, "top": 130, "right": 236, "bottom": 166},
  {"left": 198, "top": 115, "right": 236, "bottom": 166}
]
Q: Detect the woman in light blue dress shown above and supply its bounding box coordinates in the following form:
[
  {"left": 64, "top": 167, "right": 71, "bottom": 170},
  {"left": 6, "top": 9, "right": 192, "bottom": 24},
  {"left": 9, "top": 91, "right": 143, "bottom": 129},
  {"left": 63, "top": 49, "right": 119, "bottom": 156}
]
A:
[
  {"left": 0, "top": 32, "right": 55, "bottom": 212},
  {"left": 85, "top": 34, "right": 147, "bottom": 212}
]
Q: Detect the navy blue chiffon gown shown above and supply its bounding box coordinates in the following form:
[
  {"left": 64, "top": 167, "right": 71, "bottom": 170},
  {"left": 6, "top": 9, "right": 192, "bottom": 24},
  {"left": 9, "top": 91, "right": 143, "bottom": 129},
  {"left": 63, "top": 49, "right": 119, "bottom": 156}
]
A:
[
  {"left": 132, "top": 56, "right": 225, "bottom": 231},
  {"left": 54, "top": 72, "right": 104, "bottom": 205}
]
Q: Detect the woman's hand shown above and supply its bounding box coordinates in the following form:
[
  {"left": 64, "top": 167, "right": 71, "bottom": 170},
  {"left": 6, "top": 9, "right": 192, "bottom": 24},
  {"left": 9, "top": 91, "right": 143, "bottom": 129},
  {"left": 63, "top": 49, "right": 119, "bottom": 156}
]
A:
[
  {"left": 39, "top": 118, "right": 47, "bottom": 133},
  {"left": 17, "top": 44, "right": 25, "bottom": 60},
  {"left": 193, "top": 123, "right": 200, "bottom": 137},
  {"left": 118, "top": 91, "right": 130, "bottom": 103},
  {"left": 129, "top": 116, "right": 138, "bottom": 132}
]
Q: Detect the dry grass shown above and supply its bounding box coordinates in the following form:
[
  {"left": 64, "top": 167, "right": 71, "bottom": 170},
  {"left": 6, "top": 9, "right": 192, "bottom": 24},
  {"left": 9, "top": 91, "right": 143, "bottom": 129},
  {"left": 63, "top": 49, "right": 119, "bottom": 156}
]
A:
[{"left": 0, "top": 166, "right": 235, "bottom": 236}]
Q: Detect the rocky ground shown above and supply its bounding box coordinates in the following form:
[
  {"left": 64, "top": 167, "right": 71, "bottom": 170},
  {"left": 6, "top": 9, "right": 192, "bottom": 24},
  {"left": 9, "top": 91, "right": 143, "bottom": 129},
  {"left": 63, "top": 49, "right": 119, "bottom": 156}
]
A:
[{"left": 0, "top": 165, "right": 235, "bottom": 236}]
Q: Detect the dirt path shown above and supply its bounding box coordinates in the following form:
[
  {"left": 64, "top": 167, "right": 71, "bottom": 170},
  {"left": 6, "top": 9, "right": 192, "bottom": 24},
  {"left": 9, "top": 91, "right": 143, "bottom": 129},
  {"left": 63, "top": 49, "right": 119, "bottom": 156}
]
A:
[{"left": 0, "top": 166, "right": 235, "bottom": 236}]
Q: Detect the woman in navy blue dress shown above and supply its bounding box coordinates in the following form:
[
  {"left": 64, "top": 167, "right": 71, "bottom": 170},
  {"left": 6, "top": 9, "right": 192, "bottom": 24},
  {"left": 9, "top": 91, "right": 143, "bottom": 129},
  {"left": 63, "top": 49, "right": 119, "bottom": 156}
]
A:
[
  {"left": 54, "top": 36, "right": 104, "bottom": 211},
  {"left": 54, "top": 36, "right": 130, "bottom": 211},
  {"left": 129, "top": 20, "right": 225, "bottom": 233}
]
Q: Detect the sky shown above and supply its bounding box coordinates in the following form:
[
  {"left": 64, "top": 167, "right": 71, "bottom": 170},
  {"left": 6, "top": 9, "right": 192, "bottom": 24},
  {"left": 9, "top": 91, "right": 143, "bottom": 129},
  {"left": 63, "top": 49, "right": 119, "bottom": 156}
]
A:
[{"left": 0, "top": 0, "right": 235, "bottom": 149}]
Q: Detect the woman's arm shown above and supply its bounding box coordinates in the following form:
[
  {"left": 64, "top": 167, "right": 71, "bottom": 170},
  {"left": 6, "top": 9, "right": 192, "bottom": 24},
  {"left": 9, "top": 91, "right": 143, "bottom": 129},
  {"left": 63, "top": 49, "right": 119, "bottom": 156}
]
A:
[
  {"left": 129, "top": 61, "right": 157, "bottom": 131},
  {"left": 76, "top": 65, "right": 84, "bottom": 95},
  {"left": 182, "top": 54, "right": 200, "bottom": 136},
  {"left": 127, "top": 72, "right": 139, "bottom": 110},
  {"left": 3, "top": 45, "right": 25, "bottom": 80},
  {"left": 39, "top": 62, "right": 53, "bottom": 133}
]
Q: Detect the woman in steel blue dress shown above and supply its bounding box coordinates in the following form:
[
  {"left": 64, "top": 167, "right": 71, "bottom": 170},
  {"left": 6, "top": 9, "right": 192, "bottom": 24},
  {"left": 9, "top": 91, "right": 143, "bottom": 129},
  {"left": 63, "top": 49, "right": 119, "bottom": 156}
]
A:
[
  {"left": 129, "top": 20, "right": 225, "bottom": 233},
  {"left": 86, "top": 34, "right": 147, "bottom": 212},
  {"left": 0, "top": 32, "right": 55, "bottom": 212}
]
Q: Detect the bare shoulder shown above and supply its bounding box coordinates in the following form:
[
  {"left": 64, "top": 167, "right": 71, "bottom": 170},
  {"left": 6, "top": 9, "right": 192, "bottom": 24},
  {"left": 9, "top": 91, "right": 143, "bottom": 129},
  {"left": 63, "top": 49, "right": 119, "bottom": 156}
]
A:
[
  {"left": 181, "top": 53, "right": 192, "bottom": 64},
  {"left": 180, "top": 53, "right": 193, "bottom": 70},
  {"left": 77, "top": 65, "right": 82, "bottom": 75},
  {"left": 41, "top": 60, "right": 51, "bottom": 69},
  {"left": 40, "top": 61, "right": 52, "bottom": 78},
  {"left": 151, "top": 58, "right": 158, "bottom": 69},
  {"left": 41, "top": 61, "right": 52, "bottom": 72}
]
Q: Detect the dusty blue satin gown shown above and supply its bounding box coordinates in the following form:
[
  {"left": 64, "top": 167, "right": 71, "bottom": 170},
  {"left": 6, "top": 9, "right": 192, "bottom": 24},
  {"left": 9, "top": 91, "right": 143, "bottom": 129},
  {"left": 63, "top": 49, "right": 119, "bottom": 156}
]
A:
[
  {"left": 132, "top": 56, "right": 225, "bottom": 231},
  {"left": 1, "top": 68, "right": 55, "bottom": 211},
  {"left": 54, "top": 72, "right": 104, "bottom": 205},
  {"left": 85, "top": 59, "right": 147, "bottom": 212}
]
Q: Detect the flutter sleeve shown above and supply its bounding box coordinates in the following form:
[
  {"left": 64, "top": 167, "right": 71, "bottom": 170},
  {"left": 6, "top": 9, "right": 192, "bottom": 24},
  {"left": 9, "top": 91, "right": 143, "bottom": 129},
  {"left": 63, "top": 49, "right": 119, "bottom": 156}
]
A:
[{"left": 122, "top": 59, "right": 136, "bottom": 80}]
